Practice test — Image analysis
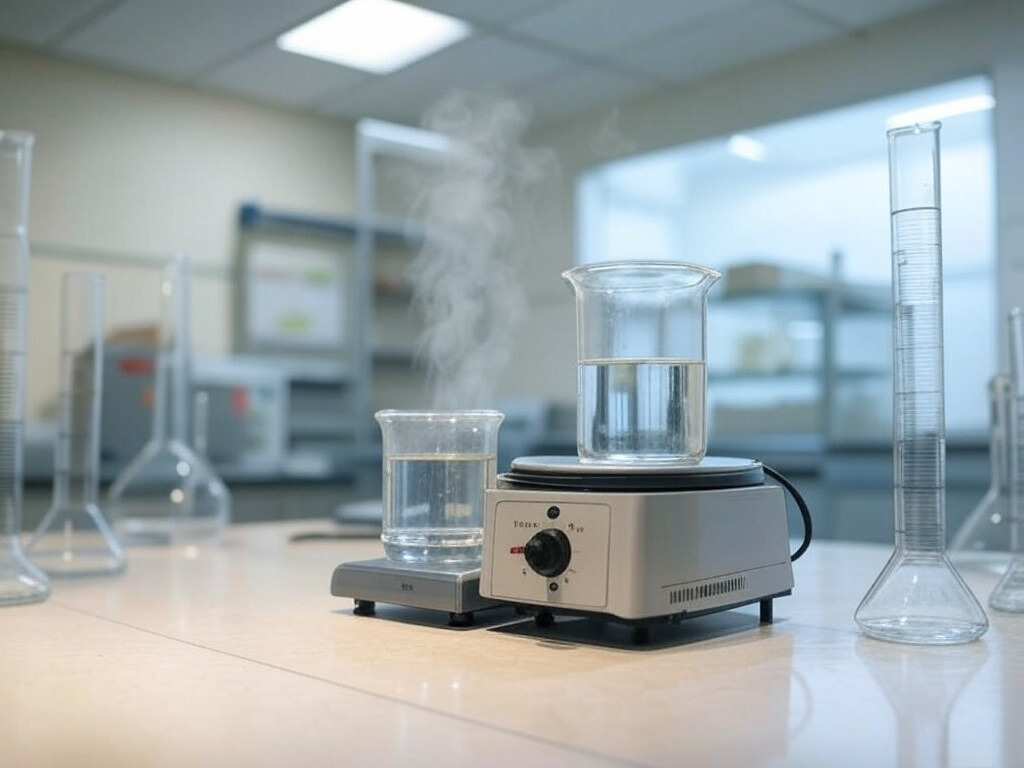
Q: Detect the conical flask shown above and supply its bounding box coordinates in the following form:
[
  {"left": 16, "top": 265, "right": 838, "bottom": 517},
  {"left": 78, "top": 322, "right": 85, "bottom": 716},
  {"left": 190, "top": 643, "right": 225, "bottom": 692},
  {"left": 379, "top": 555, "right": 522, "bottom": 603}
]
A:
[
  {"left": 26, "top": 272, "right": 125, "bottom": 575},
  {"left": 0, "top": 130, "right": 49, "bottom": 606},
  {"left": 108, "top": 255, "right": 230, "bottom": 546},
  {"left": 950, "top": 374, "right": 1012, "bottom": 571},
  {"left": 990, "top": 308, "right": 1024, "bottom": 612},
  {"left": 854, "top": 122, "right": 988, "bottom": 644}
]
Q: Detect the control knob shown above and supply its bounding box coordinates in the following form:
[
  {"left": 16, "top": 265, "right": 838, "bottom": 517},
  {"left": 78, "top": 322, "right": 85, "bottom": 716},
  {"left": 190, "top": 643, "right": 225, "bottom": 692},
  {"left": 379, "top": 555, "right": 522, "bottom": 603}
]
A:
[{"left": 523, "top": 528, "right": 571, "bottom": 578}]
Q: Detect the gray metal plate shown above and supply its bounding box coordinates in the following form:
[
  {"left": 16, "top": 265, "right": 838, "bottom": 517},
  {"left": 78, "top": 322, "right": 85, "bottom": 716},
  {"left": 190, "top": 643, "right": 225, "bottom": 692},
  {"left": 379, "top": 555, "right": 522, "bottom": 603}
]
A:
[{"left": 331, "top": 557, "right": 502, "bottom": 613}]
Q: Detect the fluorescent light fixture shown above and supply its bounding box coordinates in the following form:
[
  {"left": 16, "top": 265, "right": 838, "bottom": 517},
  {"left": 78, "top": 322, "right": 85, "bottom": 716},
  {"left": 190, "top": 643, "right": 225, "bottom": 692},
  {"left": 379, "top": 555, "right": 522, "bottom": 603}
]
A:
[
  {"left": 277, "top": 0, "right": 471, "bottom": 75},
  {"left": 727, "top": 134, "right": 767, "bottom": 162},
  {"left": 885, "top": 94, "right": 995, "bottom": 129}
]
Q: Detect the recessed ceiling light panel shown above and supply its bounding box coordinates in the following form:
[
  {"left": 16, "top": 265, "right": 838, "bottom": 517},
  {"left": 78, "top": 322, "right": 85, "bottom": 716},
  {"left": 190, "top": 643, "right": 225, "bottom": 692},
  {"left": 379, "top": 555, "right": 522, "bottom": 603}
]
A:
[{"left": 277, "top": 0, "right": 472, "bottom": 75}]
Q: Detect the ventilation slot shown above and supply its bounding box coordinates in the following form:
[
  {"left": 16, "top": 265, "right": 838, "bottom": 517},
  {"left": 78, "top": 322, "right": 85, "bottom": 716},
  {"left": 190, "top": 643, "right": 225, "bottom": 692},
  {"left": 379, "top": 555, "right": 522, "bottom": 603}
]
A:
[{"left": 668, "top": 575, "right": 747, "bottom": 605}]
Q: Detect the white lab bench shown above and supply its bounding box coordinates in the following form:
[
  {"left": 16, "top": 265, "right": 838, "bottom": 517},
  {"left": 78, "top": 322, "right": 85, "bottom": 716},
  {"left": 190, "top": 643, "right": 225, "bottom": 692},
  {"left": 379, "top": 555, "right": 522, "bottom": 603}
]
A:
[{"left": 1, "top": 520, "right": 1019, "bottom": 767}]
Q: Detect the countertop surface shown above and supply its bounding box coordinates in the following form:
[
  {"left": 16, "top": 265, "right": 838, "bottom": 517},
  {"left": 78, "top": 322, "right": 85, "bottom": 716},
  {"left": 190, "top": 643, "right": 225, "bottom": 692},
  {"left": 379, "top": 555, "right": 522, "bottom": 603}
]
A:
[{"left": 2, "top": 520, "right": 1021, "bottom": 768}]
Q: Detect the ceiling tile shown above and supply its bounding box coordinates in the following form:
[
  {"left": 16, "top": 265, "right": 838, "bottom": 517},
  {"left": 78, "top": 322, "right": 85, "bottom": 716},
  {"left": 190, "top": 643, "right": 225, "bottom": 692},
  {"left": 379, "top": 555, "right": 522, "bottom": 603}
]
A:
[
  {"left": 202, "top": 45, "right": 368, "bottom": 108},
  {"left": 0, "top": 0, "right": 112, "bottom": 46},
  {"left": 316, "top": 34, "right": 572, "bottom": 124},
  {"left": 618, "top": 1, "right": 843, "bottom": 86},
  {"left": 787, "top": 0, "right": 952, "bottom": 30},
  {"left": 510, "top": 0, "right": 750, "bottom": 57},
  {"left": 404, "top": 0, "right": 561, "bottom": 26},
  {"left": 57, "top": 0, "right": 338, "bottom": 80},
  {"left": 517, "top": 67, "right": 655, "bottom": 124}
]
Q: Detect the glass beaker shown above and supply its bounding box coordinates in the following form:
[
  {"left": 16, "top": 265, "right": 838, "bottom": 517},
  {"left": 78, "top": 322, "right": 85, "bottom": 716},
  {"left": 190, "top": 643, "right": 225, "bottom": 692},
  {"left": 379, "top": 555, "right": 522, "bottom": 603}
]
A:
[
  {"left": 562, "top": 261, "right": 721, "bottom": 464},
  {"left": 0, "top": 130, "right": 49, "bottom": 606},
  {"left": 376, "top": 409, "right": 503, "bottom": 566}
]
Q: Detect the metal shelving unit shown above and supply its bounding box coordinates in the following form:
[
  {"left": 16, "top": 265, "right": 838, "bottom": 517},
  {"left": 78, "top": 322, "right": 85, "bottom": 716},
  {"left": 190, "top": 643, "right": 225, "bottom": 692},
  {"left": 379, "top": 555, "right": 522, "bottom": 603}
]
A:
[{"left": 708, "top": 255, "right": 892, "bottom": 451}]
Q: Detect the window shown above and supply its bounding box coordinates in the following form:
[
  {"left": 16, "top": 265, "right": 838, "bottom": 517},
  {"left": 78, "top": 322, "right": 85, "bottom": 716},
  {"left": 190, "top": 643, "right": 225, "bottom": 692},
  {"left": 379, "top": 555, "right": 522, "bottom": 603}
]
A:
[{"left": 576, "top": 76, "right": 996, "bottom": 446}]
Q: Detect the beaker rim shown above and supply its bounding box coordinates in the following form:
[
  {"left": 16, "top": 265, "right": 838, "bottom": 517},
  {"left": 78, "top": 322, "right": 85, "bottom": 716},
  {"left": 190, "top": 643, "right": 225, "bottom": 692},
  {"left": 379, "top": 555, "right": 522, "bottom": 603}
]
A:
[
  {"left": 886, "top": 120, "right": 940, "bottom": 138},
  {"left": 375, "top": 409, "right": 504, "bottom": 422},
  {"left": 562, "top": 260, "right": 721, "bottom": 290}
]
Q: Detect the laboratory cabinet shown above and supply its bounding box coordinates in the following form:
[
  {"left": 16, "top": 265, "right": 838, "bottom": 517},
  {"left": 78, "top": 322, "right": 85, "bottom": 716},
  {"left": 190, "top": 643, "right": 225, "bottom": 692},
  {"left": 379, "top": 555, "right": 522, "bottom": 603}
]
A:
[{"left": 233, "top": 203, "right": 430, "bottom": 454}]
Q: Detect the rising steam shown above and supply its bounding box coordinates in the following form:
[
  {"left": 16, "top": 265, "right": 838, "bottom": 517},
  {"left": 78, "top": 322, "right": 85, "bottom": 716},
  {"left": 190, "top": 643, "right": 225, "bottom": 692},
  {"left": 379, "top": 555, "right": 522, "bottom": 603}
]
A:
[{"left": 407, "top": 91, "right": 556, "bottom": 409}]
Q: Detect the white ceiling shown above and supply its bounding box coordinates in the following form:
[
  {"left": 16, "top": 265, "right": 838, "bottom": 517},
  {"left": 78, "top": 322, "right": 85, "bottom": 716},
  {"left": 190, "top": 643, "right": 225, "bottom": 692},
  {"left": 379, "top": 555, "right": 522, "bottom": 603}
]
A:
[{"left": 0, "top": 0, "right": 964, "bottom": 128}]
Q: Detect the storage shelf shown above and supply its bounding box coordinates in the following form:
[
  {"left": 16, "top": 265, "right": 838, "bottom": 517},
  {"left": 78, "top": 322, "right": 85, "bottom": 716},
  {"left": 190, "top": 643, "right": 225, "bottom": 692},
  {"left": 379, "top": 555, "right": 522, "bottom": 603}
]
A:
[{"left": 710, "top": 260, "right": 891, "bottom": 447}]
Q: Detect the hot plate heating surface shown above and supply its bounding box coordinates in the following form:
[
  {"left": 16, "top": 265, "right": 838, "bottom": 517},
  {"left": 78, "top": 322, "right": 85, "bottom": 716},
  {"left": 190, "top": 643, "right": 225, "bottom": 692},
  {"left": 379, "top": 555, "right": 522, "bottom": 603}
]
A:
[{"left": 501, "top": 455, "right": 764, "bottom": 491}]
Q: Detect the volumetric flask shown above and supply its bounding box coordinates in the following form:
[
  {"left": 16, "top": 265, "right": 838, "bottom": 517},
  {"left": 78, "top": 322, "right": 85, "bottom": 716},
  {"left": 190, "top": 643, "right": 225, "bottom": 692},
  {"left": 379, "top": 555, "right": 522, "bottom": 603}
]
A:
[
  {"left": 376, "top": 409, "right": 503, "bottom": 566},
  {"left": 950, "top": 374, "right": 1012, "bottom": 572},
  {"left": 990, "top": 308, "right": 1024, "bottom": 612},
  {"left": 26, "top": 272, "right": 125, "bottom": 576},
  {"left": 0, "top": 130, "right": 49, "bottom": 606},
  {"left": 562, "top": 261, "right": 721, "bottom": 464},
  {"left": 108, "top": 256, "right": 230, "bottom": 546}
]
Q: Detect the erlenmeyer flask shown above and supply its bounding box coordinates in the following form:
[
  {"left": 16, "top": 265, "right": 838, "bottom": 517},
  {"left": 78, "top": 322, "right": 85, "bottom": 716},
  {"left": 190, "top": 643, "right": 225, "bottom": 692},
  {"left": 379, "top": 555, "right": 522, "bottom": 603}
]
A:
[
  {"left": 854, "top": 122, "right": 987, "bottom": 644},
  {"left": 108, "top": 255, "right": 230, "bottom": 546},
  {"left": 950, "top": 374, "right": 1011, "bottom": 571},
  {"left": 0, "top": 130, "right": 49, "bottom": 605},
  {"left": 990, "top": 308, "right": 1024, "bottom": 612},
  {"left": 26, "top": 272, "right": 125, "bottom": 575}
]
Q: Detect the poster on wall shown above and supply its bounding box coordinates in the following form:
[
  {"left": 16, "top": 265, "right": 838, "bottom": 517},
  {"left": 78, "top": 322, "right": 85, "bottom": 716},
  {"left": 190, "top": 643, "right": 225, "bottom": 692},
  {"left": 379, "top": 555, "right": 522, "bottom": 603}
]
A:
[{"left": 245, "top": 240, "right": 346, "bottom": 351}]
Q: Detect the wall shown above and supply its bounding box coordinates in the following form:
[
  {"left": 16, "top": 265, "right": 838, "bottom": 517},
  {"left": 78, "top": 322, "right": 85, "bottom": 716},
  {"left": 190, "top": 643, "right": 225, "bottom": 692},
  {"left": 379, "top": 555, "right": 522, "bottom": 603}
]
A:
[
  {"left": 0, "top": 45, "right": 355, "bottom": 419},
  {"left": 503, "top": 0, "right": 1024, "bottom": 410}
]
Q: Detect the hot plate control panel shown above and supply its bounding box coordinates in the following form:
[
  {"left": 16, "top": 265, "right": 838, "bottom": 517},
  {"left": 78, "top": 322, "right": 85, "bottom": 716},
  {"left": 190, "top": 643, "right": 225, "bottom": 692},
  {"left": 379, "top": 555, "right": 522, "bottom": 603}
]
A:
[{"left": 485, "top": 500, "right": 611, "bottom": 608}]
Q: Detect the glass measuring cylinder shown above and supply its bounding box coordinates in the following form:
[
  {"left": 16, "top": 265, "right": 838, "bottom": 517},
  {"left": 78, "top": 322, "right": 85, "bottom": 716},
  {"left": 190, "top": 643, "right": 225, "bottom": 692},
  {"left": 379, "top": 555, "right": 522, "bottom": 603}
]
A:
[
  {"left": 562, "top": 262, "right": 721, "bottom": 464},
  {"left": 990, "top": 308, "right": 1024, "bottom": 612},
  {"left": 26, "top": 272, "right": 125, "bottom": 575},
  {"left": 950, "top": 374, "right": 1012, "bottom": 572},
  {"left": 854, "top": 122, "right": 988, "bottom": 644},
  {"left": 376, "top": 409, "right": 502, "bottom": 566},
  {"left": 108, "top": 256, "right": 230, "bottom": 546},
  {"left": 0, "top": 130, "right": 49, "bottom": 605}
]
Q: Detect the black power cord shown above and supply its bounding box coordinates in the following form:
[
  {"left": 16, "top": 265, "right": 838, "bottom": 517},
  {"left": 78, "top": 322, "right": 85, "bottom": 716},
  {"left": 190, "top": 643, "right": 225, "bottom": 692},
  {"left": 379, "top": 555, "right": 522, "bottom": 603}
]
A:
[{"left": 761, "top": 463, "right": 813, "bottom": 562}]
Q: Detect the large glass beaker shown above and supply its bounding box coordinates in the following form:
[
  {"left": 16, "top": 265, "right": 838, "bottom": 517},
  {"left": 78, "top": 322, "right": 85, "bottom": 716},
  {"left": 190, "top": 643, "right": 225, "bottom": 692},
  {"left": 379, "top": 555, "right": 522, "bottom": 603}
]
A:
[{"left": 562, "top": 261, "right": 721, "bottom": 464}]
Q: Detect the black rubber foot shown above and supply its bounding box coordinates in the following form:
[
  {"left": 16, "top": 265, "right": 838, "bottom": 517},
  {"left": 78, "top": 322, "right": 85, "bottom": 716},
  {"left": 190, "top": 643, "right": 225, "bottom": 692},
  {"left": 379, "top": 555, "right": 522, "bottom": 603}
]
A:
[
  {"left": 534, "top": 609, "right": 555, "bottom": 628},
  {"left": 353, "top": 599, "right": 376, "bottom": 617},
  {"left": 759, "top": 598, "right": 773, "bottom": 624},
  {"left": 631, "top": 626, "right": 650, "bottom": 645},
  {"left": 449, "top": 611, "right": 474, "bottom": 627}
]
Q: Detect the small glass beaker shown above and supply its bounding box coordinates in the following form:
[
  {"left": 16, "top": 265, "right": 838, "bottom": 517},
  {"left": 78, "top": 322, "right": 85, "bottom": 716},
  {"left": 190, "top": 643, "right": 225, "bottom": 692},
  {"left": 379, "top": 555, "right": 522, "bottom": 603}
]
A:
[
  {"left": 562, "top": 261, "right": 721, "bottom": 464},
  {"left": 376, "top": 409, "right": 503, "bottom": 566}
]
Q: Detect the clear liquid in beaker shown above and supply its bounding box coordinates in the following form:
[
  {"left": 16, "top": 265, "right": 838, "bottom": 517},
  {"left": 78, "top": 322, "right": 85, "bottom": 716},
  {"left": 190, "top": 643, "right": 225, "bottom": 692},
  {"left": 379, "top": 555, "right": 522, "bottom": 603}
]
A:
[
  {"left": 382, "top": 453, "right": 492, "bottom": 565},
  {"left": 578, "top": 358, "right": 706, "bottom": 463}
]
